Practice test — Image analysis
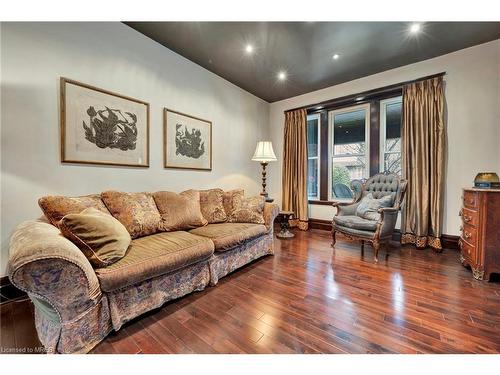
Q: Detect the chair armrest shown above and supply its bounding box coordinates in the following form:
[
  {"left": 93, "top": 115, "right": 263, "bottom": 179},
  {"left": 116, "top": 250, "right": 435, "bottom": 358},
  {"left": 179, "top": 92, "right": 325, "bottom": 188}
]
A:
[
  {"left": 377, "top": 207, "right": 400, "bottom": 237},
  {"left": 8, "top": 219, "right": 102, "bottom": 322},
  {"left": 263, "top": 203, "right": 280, "bottom": 231},
  {"left": 332, "top": 200, "right": 360, "bottom": 216}
]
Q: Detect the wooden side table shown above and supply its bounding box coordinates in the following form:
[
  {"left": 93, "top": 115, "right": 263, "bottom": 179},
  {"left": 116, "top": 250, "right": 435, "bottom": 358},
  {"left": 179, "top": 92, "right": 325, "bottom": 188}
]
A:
[{"left": 276, "top": 211, "right": 295, "bottom": 239}]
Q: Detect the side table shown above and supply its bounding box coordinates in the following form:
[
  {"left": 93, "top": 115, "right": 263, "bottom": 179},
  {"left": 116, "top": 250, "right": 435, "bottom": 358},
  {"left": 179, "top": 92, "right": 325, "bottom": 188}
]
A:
[{"left": 276, "top": 210, "right": 295, "bottom": 239}]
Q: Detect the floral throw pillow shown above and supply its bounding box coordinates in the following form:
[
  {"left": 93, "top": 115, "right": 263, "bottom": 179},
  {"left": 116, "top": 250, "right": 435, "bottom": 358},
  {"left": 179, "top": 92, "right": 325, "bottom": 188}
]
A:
[
  {"left": 228, "top": 195, "right": 265, "bottom": 224},
  {"left": 101, "top": 191, "right": 162, "bottom": 238},
  {"left": 199, "top": 188, "right": 227, "bottom": 223},
  {"left": 222, "top": 189, "right": 244, "bottom": 217},
  {"left": 38, "top": 194, "right": 110, "bottom": 228}
]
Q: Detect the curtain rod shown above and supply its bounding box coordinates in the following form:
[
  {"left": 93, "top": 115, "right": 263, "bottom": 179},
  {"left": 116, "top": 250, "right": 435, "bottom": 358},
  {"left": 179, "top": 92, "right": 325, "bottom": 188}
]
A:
[{"left": 284, "top": 71, "right": 446, "bottom": 113}]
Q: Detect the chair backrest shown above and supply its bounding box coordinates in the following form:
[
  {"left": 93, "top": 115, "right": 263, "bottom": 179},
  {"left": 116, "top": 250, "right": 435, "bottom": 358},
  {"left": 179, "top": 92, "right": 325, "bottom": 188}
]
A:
[
  {"left": 332, "top": 183, "right": 354, "bottom": 199},
  {"left": 352, "top": 172, "right": 407, "bottom": 208}
]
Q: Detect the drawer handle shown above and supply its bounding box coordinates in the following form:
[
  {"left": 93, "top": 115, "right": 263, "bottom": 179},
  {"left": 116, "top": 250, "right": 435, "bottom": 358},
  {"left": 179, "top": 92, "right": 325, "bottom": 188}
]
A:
[
  {"left": 463, "top": 215, "right": 472, "bottom": 223},
  {"left": 464, "top": 232, "right": 472, "bottom": 239}
]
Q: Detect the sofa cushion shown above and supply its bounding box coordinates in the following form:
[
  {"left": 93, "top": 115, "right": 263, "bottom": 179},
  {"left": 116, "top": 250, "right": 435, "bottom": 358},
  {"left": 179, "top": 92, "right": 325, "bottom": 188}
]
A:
[
  {"left": 199, "top": 188, "right": 227, "bottom": 223},
  {"left": 333, "top": 215, "right": 378, "bottom": 231},
  {"left": 101, "top": 191, "right": 162, "bottom": 239},
  {"left": 60, "top": 208, "right": 131, "bottom": 268},
  {"left": 222, "top": 189, "right": 244, "bottom": 216},
  {"left": 228, "top": 196, "right": 265, "bottom": 225},
  {"left": 189, "top": 222, "right": 267, "bottom": 251},
  {"left": 153, "top": 190, "right": 208, "bottom": 231},
  {"left": 38, "top": 194, "right": 110, "bottom": 227},
  {"left": 95, "top": 231, "right": 214, "bottom": 292},
  {"left": 356, "top": 193, "right": 393, "bottom": 221}
]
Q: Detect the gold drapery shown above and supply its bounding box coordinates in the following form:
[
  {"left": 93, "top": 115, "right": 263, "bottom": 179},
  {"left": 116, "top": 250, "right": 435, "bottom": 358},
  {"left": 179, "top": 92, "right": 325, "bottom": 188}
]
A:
[
  {"left": 401, "top": 76, "right": 446, "bottom": 250},
  {"left": 282, "top": 109, "right": 309, "bottom": 230}
]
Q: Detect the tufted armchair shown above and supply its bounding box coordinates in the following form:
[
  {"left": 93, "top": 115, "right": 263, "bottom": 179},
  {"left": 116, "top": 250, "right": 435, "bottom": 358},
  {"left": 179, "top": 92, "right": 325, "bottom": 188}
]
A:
[{"left": 331, "top": 172, "right": 407, "bottom": 262}]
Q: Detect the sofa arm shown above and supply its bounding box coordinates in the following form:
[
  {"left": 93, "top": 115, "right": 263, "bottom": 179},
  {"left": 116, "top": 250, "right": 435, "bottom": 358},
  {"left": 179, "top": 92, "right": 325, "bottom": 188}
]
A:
[
  {"left": 8, "top": 219, "right": 102, "bottom": 322},
  {"left": 263, "top": 203, "right": 280, "bottom": 231}
]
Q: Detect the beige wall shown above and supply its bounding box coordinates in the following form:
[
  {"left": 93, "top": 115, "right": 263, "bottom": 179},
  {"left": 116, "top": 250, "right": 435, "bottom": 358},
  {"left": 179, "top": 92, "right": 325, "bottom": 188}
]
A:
[
  {"left": 0, "top": 22, "right": 269, "bottom": 276},
  {"left": 268, "top": 39, "right": 500, "bottom": 235}
]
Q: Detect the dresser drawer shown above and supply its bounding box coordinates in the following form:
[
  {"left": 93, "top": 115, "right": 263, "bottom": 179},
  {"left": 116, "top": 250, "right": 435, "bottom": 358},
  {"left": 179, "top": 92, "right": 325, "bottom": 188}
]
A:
[
  {"left": 462, "top": 190, "right": 479, "bottom": 209},
  {"left": 459, "top": 238, "right": 477, "bottom": 263},
  {"left": 460, "top": 207, "right": 479, "bottom": 227},
  {"left": 460, "top": 224, "right": 478, "bottom": 247}
]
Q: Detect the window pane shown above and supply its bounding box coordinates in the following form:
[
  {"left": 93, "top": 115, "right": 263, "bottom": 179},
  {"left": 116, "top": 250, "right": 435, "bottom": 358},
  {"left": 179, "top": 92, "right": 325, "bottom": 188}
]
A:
[
  {"left": 384, "top": 153, "right": 402, "bottom": 175},
  {"left": 307, "top": 117, "right": 319, "bottom": 157},
  {"left": 333, "top": 109, "right": 366, "bottom": 156},
  {"left": 385, "top": 101, "right": 402, "bottom": 146},
  {"left": 308, "top": 158, "right": 319, "bottom": 198},
  {"left": 331, "top": 157, "right": 366, "bottom": 199},
  {"left": 382, "top": 98, "right": 402, "bottom": 175}
]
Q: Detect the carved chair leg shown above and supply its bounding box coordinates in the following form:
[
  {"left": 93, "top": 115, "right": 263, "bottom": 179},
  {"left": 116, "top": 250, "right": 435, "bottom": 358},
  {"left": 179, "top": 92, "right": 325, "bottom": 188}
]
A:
[
  {"left": 373, "top": 240, "right": 380, "bottom": 263},
  {"left": 331, "top": 229, "right": 336, "bottom": 248}
]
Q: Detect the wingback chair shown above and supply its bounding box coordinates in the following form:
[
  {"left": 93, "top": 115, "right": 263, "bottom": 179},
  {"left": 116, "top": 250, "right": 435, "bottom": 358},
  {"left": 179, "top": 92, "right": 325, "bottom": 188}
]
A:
[{"left": 331, "top": 172, "right": 407, "bottom": 262}]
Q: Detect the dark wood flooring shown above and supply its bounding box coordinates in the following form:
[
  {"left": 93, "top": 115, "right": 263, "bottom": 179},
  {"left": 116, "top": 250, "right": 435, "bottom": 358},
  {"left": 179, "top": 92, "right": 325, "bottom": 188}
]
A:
[{"left": 1, "top": 229, "right": 499, "bottom": 354}]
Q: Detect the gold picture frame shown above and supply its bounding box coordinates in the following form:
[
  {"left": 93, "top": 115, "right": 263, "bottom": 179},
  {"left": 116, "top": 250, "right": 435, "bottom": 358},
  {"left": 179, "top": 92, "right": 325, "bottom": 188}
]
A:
[
  {"left": 163, "top": 108, "right": 212, "bottom": 171},
  {"left": 60, "top": 77, "right": 150, "bottom": 167}
]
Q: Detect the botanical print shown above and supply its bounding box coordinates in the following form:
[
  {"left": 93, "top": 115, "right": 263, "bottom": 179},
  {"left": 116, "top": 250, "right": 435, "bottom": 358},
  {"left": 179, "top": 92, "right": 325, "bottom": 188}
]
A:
[
  {"left": 164, "top": 108, "right": 212, "bottom": 170},
  {"left": 83, "top": 107, "right": 138, "bottom": 151},
  {"left": 61, "top": 78, "right": 149, "bottom": 167}
]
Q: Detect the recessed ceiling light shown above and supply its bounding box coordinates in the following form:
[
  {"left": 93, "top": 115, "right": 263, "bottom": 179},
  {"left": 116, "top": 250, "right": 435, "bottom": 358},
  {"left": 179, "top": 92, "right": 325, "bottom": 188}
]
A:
[
  {"left": 332, "top": 54, "right": 340, "bottom": 60},
  {"left": 315, "top": 106, "right": 324, "bottom": 110},
  {"left": 356, "top": 96, "right": 365, "bottom": 101},
  {"left": 277, "top": 71, "right": 287, "bottom": 81},
  {"left": 245, "top": 44, "right": 254, "bottom": 54},
  {"left": 409, "top": 23, "right": 422, "bottom": 34}
]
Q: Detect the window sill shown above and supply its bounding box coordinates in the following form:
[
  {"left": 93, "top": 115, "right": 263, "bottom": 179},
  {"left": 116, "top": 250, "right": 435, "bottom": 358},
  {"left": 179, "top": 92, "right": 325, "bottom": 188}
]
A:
[{"left": 308, "top": 200, "right": 334, "bottom": 206}]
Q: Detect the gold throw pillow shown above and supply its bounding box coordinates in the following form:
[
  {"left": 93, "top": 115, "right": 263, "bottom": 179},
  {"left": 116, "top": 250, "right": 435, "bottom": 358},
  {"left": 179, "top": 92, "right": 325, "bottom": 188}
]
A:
[
  {"left": 101, "top": 191, "right": 162, "bottom": 238},
  {"left": 228, "top": 195, "right": 265, "bottom": 224},
  {"left": 60, "top": 208, "right": 131, "bottom": 268},
  {"left": 38, "top": 194, "right": 110, "bottom": 228},
  {"left": 153, "top": 190, "right": 208, "bottom": 231},
  {"left": 199, "top": 188, "right": 227, "bottom": 223}
]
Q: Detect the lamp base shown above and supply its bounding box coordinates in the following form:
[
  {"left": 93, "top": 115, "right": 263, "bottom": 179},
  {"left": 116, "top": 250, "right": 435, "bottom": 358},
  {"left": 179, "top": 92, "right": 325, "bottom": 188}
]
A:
[{"left": 260, "top": 192, "right": 274, "bottom": 203}]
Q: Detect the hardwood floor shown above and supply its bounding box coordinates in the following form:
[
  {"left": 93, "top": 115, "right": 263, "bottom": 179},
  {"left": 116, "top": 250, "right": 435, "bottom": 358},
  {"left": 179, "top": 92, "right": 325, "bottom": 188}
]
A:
[{"left": 1, "top": 229, "right": 499, "bottom": 354}]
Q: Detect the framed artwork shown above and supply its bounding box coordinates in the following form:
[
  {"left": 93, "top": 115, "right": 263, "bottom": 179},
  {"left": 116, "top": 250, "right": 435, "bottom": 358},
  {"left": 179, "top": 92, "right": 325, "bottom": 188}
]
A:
[
  {"left": 163, "top": 108, "right": 212, "bottom": 171},
  {"left": 60, "top": 77, "right": 150, "bottom": 167}
]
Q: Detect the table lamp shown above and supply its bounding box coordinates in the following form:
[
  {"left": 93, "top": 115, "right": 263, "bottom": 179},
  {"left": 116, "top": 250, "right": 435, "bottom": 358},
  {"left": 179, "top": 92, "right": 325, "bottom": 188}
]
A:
[{"left": 252, "top": 141, "right": 277, "bottom": 202}]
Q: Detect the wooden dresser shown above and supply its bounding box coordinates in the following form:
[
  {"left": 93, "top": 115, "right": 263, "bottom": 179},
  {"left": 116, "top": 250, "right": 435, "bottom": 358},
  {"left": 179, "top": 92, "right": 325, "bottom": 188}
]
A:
[{"left": 459, "top": 188, "right": 500, "bottom": 281}]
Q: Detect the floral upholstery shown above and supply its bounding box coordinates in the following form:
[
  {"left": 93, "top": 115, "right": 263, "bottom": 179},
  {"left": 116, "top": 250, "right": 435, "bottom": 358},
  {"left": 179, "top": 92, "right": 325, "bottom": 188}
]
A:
[
  {"left": 208, "top": 233, "right": 274, "bottom": 285},
  {"left": 199, "top": 188, "right": 227, "bottom": 223},
  {"left": 189, "top": 222, "right": 267, "bottom": 251},
  {"left": 107, "top": 261, "right": 210, "bottom": 330},
  {"left": 222, "top": 189, "right": 244, "bottom": 216},
  {"left": 228, "top": 195, "right": 265, "bottom": 224},
  {"left": 95, "top": 231, "right": 214, "bottom": 292},
  {"left": 38, "top": 194, "right": 110, "bottom": 227},
  {"left": 101, "top": 191, "right": 162, "bottom": 238},
  {"left": 8, "top": 190, "right": 280, "bottom": 354}
]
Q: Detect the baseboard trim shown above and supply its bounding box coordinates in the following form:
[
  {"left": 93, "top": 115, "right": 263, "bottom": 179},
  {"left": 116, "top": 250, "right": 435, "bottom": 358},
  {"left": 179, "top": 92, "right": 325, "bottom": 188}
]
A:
[{"left": 308, "top": 219, "right": 459, "bottom": 250}]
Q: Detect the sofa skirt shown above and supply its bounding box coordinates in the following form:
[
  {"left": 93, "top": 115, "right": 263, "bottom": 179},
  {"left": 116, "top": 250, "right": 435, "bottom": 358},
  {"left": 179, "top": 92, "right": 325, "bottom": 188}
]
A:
[
  {"left": 106, "top": 260, "right": 210, "bottom": 331},
  {"left": 208, "top": 232, "right": 274, "bottom": 286}
]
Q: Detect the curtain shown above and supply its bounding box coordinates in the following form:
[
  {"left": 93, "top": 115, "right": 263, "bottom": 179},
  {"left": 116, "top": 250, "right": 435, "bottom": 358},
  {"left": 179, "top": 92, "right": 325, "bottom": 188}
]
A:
[
  {"left": 282, "top": 109, "right": 309, "bottom": 230},
  {"left": 401, "top": 76, "right": 446, "bottom": 250}
]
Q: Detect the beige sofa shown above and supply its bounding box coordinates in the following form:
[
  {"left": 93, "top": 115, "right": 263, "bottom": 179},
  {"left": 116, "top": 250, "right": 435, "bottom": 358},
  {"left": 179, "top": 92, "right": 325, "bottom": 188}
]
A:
[{"left": 8, "top": 190, "right": 279, "bottom": 354}]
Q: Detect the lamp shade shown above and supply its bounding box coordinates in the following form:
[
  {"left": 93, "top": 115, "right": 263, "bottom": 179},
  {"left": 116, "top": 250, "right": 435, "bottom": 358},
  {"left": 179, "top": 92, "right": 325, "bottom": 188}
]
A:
[{"left": 252, "top": 141, "right": 277, "bottom": 162}]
